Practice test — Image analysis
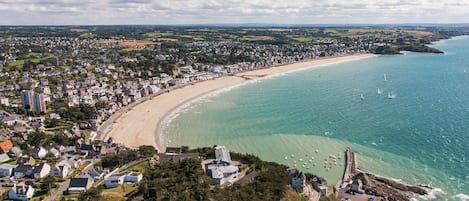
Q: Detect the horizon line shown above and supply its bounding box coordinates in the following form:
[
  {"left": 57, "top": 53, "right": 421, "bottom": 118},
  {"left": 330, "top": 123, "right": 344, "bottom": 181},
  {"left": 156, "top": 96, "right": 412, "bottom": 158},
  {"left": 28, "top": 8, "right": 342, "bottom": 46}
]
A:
[{"left": 1, "top": 22, "right": 469, "bottom": 27}]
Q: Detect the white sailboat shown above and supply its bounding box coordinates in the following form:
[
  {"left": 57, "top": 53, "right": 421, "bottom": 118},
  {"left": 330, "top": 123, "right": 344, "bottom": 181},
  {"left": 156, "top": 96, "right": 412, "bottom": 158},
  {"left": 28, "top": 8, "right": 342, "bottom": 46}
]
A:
[
  {"left": 360, "top": 94, "right": 365, "bottom": 101},
  {"left": 388, "top": 92, "right": 397, "bottom": 99},
  {"left": 383, "top": 74, "right": 388, "bottom": 82},
  {"left": 377, "top": 88, "right": 383, "bottom": 95}
]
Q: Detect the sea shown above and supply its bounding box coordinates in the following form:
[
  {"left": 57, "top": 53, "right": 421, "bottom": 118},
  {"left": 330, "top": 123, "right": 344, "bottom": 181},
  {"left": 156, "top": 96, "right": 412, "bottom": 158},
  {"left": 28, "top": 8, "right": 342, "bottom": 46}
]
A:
[{"left": 162, "top": 36, "right": 469, "bottom": 200}]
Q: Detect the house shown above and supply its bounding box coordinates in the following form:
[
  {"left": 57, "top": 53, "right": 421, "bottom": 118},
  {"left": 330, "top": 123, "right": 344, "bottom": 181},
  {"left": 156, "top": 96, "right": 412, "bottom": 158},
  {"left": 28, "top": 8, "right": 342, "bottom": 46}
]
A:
[
  {"left": 0, "top": 164, "right": 17, "bottom": 177},
  {"left": 165, "top": 146, "right": 182, "bottom": 153},
  {"left": 50, "top": 160, "right": 73, "bottom": 179},
  {"left": 47, "top": 147, "right": 60, "bottom": 159},
  {"left": 68, "top": 175, "right": 94, "bottom": 194},
  {"left": 288, "top": 168, "right": 306, "bottom": 193},
  {"left": 0, "top": 140, "right": 13, "bottom": 153},
  {"left": 350, "top": 179, "right": 364, "bottom": 194},
  {"left": 30, "top": 146, "right": 47, "bottom": 159},
  {"left": 13, "top": 123, "right": 27, "bottom": 133},
  {"left": 104, "top": 171, "right": 143, "bottom": 188},
  {"left": 14, "top": 163, "right": 34, "bottom": 179},
  {"left": 179, "top": 66, "right": 194, "bottom": 74},
  {"left": 214, "top": 145, "right": 231, "bottom": 164},
  {"left": 16, "top": 156, "right": 35, "bottom": 165},
  {"left": 158, "top": 152, "right": 199, "bottom": 164},
  {"left": 8, "top": 183, "right": 35, "bottom": 200},
  {"left": 8, "top": 147, "right": 22, "bottom": 158},
  {"left": 79, "top": 144, "right": 96, "bottom": 156},
  {"left": 0, "top": 153, "right": 10, "bottom": 162},
  {"left": 86, "top": 167, "right": 107, "bottom": 180},
  {"left": 206, "top": 164, "right": 239, "bottom": 185},
  {"left": 205, "top": 145, "right": 239, "bottom": 185},
  {"left": 33, "top": 163, "right": 51, "bottom": 180},
  {"left": 313, "top": 177, "right": 328, "bottom": 195}
]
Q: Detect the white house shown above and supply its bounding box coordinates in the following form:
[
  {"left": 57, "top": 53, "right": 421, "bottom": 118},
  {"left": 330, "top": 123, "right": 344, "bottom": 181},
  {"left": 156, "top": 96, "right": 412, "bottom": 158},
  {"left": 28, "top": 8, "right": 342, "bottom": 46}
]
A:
[
  {"left": 0, "top": 153, "right": 10, "bottom": 162},
  {"left": 30, "top": 146, "right": 47, "bottom": 159},
  {"left": 50, "top": 160, "right": 73, "bottom": 178},
  {"left": 0, "top": 164, "right": 17, "bottom": 177},
  {"left": 104, "top": 171, "right": 143, "bottom": 188},
  {"left": 207, "top": 164, "right": 239, "bottom": 185},
  {"left": 215, "top": 145, "right": 232, "bottom": 164},
  {"left": 8, "top": 183, "right": 35, "bottom": 200},
  {"left": 48, "top": 147, "right": 61, "bottom": 159},
  {"left": 33, "top": 162, "right": 51, "bottom": 180},
  {"left": 205, "top": 145, "right": 239, "bottom": 185}
]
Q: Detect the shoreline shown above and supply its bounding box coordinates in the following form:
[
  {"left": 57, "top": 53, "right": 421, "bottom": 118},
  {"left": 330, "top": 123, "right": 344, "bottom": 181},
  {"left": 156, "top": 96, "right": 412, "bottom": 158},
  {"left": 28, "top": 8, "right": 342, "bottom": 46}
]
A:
[{"left": 100, "top": 54, "right": 375, "bottom": 152}]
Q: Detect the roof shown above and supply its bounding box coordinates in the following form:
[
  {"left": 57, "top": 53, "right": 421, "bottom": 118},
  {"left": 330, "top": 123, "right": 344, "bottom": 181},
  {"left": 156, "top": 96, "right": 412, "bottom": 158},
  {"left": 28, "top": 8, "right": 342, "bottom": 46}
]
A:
[
  {"left": 0, "top": 140, "right": 13, "bottom": 153},
  {"left": 30, "top": 146, "right": 44, "bottom": 154},
  {"left": 33, "top": 163, "right": 49, "bottom": 174},
  {"left": 0, "top": 153, "right": 10, "bottom": 162},
  {"left": 15, "top": 163, "right": 33, "bottom": 173},
  {"left": 69, "top": 177, "right": 91, "bottom": 188},
  {"left": 158, "top": 153, "right": 199, "bottom": 164},
  {"left": 0, "top": 163, "right": 17, "bottom": 169},
  {"left": 236, "top": 171, "right": 258, "bottom": 185}
]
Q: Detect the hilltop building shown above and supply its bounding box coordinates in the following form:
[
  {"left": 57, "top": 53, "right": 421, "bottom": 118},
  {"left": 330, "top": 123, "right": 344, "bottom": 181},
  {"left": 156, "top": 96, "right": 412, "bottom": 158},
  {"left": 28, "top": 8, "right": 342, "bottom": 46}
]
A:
[
  {"left": 288, "top": 168, "right": 306, "bottom": 193},
  {"left": 205, "top": 145, "right": 239, "bottom": 185}
]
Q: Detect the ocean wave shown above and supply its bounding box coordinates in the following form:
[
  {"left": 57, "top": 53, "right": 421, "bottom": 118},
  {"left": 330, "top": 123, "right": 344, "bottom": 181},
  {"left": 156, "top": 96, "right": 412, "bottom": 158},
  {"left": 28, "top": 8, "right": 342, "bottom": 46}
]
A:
[
  {"left": 415, "top": 188, "right": 445, "bottom": 200},
  {"left": 453, "top": 194, "right": 469, "bottom": 201}
]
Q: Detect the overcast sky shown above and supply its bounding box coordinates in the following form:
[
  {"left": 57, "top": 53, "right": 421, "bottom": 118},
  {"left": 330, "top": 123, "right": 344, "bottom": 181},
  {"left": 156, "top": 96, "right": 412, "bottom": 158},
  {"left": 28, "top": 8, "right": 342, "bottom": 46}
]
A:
[{"left": 0, "top": 0, "right": 468, "bottom": 25}]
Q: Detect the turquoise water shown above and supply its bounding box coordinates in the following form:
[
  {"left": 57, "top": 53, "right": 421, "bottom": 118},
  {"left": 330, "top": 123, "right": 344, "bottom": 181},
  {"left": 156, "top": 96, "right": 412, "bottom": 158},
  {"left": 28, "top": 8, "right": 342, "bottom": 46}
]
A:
[{"left": 163, "top": 36, "right": 469, "bottom": 200}]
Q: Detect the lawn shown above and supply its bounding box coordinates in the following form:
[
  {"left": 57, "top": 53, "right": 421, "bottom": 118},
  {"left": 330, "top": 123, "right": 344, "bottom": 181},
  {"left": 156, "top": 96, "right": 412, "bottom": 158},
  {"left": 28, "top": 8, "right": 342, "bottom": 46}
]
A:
[
  {"left": 288, "top": 36, "right": 315, "bottom": 43},
  {"left": 144, "top": 31, "right": 173, "bottom": 38},
  {"left": 241, "top": 36, "right": 275, "bottom": 41},
  {"left": 101, "top": 183, "right": 137, "bottom": 201},
  {"left": 124, "top": 160, "right": 148, "bottom": 172}
]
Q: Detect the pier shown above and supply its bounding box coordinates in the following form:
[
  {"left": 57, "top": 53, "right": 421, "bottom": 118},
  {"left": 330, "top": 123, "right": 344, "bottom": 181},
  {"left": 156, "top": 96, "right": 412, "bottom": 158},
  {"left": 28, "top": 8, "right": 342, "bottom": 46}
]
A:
[
  {"left": 343, "top": 147, "right": 357, "bottom": 183},
  {"left": 335, "top": 147, "right": 357, "bottom": 190}
]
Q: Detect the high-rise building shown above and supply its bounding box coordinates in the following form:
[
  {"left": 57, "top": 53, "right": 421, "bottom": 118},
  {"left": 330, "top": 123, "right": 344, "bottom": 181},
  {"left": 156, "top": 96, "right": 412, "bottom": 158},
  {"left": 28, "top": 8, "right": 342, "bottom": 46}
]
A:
[
  {"left": 33, "top": 93, "right": 46, "bottom": 113},
  {"left": 21, "top": 90, "right": 47, "bottom": 113},
  {"left": 20, "top": 90, "right": 34, "bottom": 109}
]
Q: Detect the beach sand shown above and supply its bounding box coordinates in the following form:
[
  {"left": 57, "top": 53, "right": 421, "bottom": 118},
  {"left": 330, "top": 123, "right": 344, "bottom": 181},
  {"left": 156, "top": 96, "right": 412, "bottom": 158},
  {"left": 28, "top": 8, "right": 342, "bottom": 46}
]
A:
[{"left": 100, "top": 54, "right": 374, "bottom": 152}]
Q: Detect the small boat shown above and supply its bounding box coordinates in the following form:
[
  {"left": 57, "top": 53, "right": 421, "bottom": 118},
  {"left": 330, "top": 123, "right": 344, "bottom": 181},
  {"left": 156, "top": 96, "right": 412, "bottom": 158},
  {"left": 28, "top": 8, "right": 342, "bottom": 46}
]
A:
[
  {"left": 315, "top": 149, "right": 319, "bottom": 153},
  {"left": 377, "top": 88, "right": 383, "bottom": 95},
  {"left": 360, "top": 94, "right": 365, "bottom": 101},
  {"left": 284, "top": 156, "right": 288, "bottom": 160},
  {"left": 383, "top": 74, "right": 388, "bottom": 81},
  {"left": 388, "top": 92, "right": 397, "bottom": 99}
]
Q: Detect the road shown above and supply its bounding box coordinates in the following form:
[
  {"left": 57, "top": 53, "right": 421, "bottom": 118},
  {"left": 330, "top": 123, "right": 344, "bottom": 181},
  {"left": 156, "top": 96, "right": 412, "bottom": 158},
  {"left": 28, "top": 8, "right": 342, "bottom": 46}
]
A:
[{"left": 46, "top": 180, "right": 69, "bottom": 201}]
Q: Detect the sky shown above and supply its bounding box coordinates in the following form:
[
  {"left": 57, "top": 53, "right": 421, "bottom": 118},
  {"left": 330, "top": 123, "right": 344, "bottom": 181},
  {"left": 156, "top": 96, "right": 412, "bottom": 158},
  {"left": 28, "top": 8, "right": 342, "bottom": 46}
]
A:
[{"left": 0, "top": 0, "right": 468, "bottom": 25}]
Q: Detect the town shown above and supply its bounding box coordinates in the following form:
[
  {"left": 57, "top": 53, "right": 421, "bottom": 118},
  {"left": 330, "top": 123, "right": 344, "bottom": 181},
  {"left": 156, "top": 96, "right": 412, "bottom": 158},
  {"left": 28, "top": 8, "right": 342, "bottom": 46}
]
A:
[{"left": 0, "top": 26, "right": 467, "bottom": 200}]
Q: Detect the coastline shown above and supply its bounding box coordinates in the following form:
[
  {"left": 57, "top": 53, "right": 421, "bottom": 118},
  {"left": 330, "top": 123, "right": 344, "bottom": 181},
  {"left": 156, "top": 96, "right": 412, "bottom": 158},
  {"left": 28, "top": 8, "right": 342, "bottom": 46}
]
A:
[{"left": 100, "top": 54, "right": 375, "bottom": 152}]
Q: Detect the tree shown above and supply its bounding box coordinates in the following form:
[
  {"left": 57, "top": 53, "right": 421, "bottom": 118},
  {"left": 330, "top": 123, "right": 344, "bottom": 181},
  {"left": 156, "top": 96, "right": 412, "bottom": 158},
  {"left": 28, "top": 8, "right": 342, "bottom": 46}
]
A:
[
  {"left": 138, "top": 145, "right": 157, "bottom": 158},
  {"left": 40, "top": 176, "right": 57, "bottom": 195}
]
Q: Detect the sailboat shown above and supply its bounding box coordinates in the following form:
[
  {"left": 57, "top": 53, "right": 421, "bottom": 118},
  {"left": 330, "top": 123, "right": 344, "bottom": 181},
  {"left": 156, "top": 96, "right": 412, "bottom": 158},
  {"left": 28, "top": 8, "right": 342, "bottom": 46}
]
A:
[
  {"left": 383, "top": 74, "right": 388, "bottom": 82},
  {"left": 387, "top": 92, "right": 397, "bottom": 99},
  {"left": 377, "top": 88, "right": 383, "bottom": 95},
  {"left": 360, "top": 94, "right": 365, "bottom": 101}
]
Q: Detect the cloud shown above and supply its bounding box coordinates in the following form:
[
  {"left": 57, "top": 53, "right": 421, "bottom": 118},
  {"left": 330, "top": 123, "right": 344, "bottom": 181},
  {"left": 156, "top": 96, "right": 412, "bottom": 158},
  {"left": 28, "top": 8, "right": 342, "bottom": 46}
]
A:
[{"left": 0, "top": 0, "right": 467, "bottom": 25}]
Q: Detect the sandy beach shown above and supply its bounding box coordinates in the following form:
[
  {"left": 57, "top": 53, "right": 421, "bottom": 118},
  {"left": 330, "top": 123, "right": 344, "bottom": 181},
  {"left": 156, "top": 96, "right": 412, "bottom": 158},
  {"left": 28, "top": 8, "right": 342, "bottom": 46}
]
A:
[{"left": 100, "top": 54, "right": 374, "bottom": 151}]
